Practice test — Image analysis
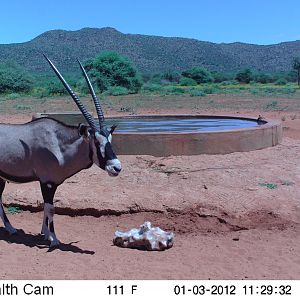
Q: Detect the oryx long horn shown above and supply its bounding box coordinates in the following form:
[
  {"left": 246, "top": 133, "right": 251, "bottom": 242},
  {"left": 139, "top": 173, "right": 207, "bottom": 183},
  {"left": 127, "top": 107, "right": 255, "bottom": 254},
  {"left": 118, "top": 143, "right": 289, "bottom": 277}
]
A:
[
  {"left": 77, "top": 59, "right": 105, "bottom": 129},
  {"left": 43, "top": 54, "right": 97, "bottom": 131}
]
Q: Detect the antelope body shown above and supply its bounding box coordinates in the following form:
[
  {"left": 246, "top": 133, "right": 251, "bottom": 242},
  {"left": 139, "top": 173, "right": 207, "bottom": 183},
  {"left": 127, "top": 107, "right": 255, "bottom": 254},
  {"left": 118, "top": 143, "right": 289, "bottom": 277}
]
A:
[{"left": 0, "top": 56, "right": 121, "bottom": 247}]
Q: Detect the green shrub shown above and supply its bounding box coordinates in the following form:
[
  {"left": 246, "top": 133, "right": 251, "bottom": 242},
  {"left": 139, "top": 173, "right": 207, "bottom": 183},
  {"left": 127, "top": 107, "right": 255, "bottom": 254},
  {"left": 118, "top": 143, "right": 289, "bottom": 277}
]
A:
[
  {"left": 46, "top": 79, "right": 68, "bottom": 95},
  {"left": 161, "top": 71, "right": 181, "bottom": 83},
  {"left": 274, "top": 78, "right": 288, "bottom": 85},
  {"left": 32, "top": 87, "right": 50, "bottom": 98},
  {"left": 6, "top": 93, "right": 21, "bottom": 100},
  {"left": 83, "top": 51, "right": 143, "bottom": 93},
  {"left": 182, "top": 67, "right": 214, "bottom": 84},
  {"left": 251, "top": 85, "right": 296, "bottom": 95},
  {"left": 179, "top": 77, "right": 197, "bottom": 86},
  {"left": 254, "top": 73, "right": 273, "bottom": 84},
  {"left": 142, "top": 83, "right": 163, "bottom": 92},
  {"left": 211, "top": 71, "right": 234, "bottom": 83},
  {"left": 220, "top": 80, "right": 239, "bottom": 85},
  {"left": 285, "top": 70, "right": 297, "bottom": 82},
  {"left": 104, "top": 86, "right": 129, "bottom": 96},
  {"left": 189, "top": 89, "right": 206, "bottom": 97},
  {"left": 259, "top": 183, "right": 278, "bottom": 189},
  {"left": 148, "top": 73, "right": 162, "bottom": 84},
  {"left": 0, "top": 62, "right": 33, "bottom": 93},
  {"left": 75, "top": 78, "right": 90, "bottom": 95},
  {"left": 235, "top": 68, "right": 253, "bottom": 83},
  {"left": 163, "top": 86, "right": 185, "bottom": 94},
  {"left": 7, "top": 206, "right": 22, "bottom": 214},
  {"left": 202, "top": 85, "right": 218, "bottom": 94},
  {"left": 279, "top": 87, "right": 296, "bottom": 94},
  {"left": 250, "top": 88, "right": 259, "bottom": 95},
  {"left": 15, "top": 105, "right": 32, "bottom": 110}
]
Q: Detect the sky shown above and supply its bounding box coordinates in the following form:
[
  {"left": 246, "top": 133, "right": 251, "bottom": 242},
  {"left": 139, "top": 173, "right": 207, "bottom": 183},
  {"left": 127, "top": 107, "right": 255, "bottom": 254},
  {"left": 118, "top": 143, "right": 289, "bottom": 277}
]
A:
[{"left": 0, "top": 0, "right": 299, "bottom": 45}]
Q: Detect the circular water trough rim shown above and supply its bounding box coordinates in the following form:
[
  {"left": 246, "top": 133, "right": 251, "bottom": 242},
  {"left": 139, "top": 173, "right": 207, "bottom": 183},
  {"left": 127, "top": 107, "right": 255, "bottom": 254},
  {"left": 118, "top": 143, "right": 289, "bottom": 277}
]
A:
[
  {"left": 105, "top": 114, "right": 280, "bottom": 135},
  {"left": 33, "top": 113, "right": 282, "bottom": 155}
]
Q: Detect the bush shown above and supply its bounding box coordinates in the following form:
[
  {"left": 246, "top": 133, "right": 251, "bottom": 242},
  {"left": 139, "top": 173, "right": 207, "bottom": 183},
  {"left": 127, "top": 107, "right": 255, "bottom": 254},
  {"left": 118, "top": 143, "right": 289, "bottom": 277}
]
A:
[
  {"left": 163, "top": 86, "right": 185, "bottom": 94},
  {"left": 235, "top": 68, "right": 253, "bottom": 83},
  {"left": 179, "top": 77, "right": 197, "bottom": 86},
  {"left": 189, "top": 89, "right": 206, "bottom": 97},
  {"left": 142, "top": 83, "right": 163, "bottom": 92},
  {"left": 202, "top": 86, "right": 218, "bottom": 94},
  {"left": 250, "top": 86, "right": 296, "bottom": 95},
  {"left": 161, "top": 71, "right": 181, "bottom": 83},
  {"left": 0, "top": 62, "right": 33, "bottom": 93},
  {"left": 212, "top": 72, "right": 233, "bottom": 83},
  {"left": 219, "top": 80, "right": 239, "bottom": 85},
  {"left": 32, "top": 87, "right": 50, "bottom": 98},
  {"left": 274, "top": 78, "right": 288, "bottom": 85},
  {"left": 6, "top": 93, "right": 21, "bottom": 100},
  {"left": 285, "top": 70, "right": 297, "bottom": 82},
  {"left": 75, "top": 78, "right": 89, "bottom": 95},
  {"left": 148, "top": 73, "right": 162, "bottom": 84},
  {"left": 46, "top": 79, "right": 68, "bottom": 95},
  {"left": 254, "top": 73, "right": 273, "bottom": 84},
  {"left": 84, "top": 51, "right": 143, "bottom": 93},
  {"left": 104, "top": 86, "right": 129, "bottom": 96},
  {"left": 182, "top": 67, "right": 214, "bottom": 84}
]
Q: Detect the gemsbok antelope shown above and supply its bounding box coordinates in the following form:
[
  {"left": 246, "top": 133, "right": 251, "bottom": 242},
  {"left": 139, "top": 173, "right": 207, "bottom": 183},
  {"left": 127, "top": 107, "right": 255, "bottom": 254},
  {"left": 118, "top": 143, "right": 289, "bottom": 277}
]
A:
[{"left": 0, "top": 55, "right": 121, "bottom": 247}]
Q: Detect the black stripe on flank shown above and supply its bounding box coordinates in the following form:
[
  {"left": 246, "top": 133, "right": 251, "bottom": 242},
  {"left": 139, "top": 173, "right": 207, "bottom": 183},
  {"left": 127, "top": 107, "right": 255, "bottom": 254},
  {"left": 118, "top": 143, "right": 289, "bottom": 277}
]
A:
[{"left": 27, "top": 116, "right": 78, "bottom": 129}]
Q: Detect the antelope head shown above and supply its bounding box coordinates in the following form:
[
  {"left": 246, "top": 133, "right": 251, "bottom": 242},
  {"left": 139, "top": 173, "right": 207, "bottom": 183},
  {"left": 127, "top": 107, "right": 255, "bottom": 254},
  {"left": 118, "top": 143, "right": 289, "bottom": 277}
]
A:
[{"left": 44, "top": 55, "right": 122, "bottom": 177}]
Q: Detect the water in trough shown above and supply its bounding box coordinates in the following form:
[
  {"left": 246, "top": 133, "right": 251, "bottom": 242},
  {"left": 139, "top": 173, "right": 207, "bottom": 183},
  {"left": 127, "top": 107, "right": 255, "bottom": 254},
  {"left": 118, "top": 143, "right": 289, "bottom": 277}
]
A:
[{"left": 104, "top": 117, "right": 262, "bottom": 133}]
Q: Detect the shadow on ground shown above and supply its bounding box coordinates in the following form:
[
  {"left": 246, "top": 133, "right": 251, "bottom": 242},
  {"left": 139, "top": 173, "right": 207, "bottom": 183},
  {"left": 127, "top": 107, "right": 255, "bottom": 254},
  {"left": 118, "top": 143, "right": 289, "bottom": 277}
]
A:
[{"left": 0, "top": 228, "right": 95, "bottom": 255}]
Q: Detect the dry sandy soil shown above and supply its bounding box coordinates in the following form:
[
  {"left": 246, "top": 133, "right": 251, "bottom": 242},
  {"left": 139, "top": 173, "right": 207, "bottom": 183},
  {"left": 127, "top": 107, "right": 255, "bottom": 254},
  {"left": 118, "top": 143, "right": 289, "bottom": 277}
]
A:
[{"left": 0, "top": 99, "right": 299, "bottom": 279}]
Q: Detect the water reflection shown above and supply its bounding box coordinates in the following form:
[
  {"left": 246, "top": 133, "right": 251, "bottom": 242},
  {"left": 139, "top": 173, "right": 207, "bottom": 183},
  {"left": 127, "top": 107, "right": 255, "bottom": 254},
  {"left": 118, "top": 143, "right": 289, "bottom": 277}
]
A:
[{"left": 103, "top": 117, "right": 261, "bottom": 133}]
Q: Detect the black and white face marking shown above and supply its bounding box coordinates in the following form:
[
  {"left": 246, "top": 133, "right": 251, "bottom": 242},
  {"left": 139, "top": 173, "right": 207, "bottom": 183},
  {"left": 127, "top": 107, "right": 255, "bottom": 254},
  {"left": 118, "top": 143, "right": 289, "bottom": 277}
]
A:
[{"left": 93, "top": 127, "right": 121, "bottom": 177}]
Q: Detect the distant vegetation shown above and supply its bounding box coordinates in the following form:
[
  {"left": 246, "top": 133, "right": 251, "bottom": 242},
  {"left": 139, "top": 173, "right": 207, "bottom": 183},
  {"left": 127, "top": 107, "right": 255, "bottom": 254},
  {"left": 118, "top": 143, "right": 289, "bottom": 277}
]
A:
[
  {"left": 82, "top": 51, "right": 143, "bottom": 93},
  {"left": 292, "top": 57, "right": 300, "bottom": 86},
  {"left": 0, "top": 61, "right": 33, "bottom": 93},
  {"left": 0, "top": 50, "right": 299, "bottom": 100}
]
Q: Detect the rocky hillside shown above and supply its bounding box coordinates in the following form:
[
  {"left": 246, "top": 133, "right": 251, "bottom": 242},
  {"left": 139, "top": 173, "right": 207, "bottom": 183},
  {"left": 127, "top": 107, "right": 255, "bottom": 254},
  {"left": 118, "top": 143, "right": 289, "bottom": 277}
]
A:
[{"left": 0, "top": 27, "right": 299, "bottom": 74}]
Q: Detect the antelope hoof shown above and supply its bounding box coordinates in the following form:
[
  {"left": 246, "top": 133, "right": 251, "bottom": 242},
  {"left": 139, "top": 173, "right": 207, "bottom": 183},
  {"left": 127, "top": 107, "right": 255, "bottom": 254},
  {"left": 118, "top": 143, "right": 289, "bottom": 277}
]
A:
[
  {"left": 50, "top": 239, "right": 60, "bottom": 248},
  {"left": 42, "top": 233, "right": 50, "bottom": 241},
  {"left": 6, "top": 224, "right": 17, "bottom": 235}
]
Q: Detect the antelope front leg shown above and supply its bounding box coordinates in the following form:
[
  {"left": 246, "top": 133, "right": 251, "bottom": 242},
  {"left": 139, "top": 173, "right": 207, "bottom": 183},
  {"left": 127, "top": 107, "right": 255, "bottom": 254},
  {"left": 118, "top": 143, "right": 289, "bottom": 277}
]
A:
[{"left": 40, "top": 182, "right": 60, "bottom": 247}]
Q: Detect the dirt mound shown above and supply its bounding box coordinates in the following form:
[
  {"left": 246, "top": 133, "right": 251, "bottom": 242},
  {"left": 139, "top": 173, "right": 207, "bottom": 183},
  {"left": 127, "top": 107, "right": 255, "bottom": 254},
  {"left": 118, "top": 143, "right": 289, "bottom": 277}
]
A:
[{"left": 112, "top": 204, "right": 297, "bottom": 236}]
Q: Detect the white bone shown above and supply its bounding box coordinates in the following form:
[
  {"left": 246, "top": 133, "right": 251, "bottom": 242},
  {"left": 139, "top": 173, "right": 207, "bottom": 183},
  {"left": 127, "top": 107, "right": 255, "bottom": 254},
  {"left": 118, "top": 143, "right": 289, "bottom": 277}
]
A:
[{"left": 113, "top": 221, "right": 174, "bottom": 251}]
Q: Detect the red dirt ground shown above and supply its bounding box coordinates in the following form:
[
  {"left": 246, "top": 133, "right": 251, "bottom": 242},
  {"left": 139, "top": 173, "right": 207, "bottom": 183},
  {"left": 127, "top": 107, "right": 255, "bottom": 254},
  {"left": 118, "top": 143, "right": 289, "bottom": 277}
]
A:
[{"left": 0, "top": 110, "right": 299, "bottom": 280}]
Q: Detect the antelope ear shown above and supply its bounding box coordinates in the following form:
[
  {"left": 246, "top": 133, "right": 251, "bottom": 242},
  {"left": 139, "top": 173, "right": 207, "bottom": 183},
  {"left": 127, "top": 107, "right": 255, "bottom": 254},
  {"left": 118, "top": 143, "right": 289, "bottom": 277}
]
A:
[
  {"left": 110, "top": 124, "right": 117, "bottom": 134},
  {"left": 78, "top": 123, "right": 90, "bottom": 138}
]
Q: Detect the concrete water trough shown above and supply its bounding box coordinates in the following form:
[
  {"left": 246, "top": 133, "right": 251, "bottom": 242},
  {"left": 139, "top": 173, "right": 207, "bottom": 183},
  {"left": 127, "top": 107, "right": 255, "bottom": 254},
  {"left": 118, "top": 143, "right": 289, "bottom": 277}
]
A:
[{"left": 33, "top": 113, "right": 282, "bottom": 156}]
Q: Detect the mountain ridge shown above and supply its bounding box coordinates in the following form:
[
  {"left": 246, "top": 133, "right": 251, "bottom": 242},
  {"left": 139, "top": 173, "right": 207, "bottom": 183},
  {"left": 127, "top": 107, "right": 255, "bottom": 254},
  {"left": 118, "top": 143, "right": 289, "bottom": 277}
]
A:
[{"left": 0, "top": 27, "right": 299, "bottom": 74}]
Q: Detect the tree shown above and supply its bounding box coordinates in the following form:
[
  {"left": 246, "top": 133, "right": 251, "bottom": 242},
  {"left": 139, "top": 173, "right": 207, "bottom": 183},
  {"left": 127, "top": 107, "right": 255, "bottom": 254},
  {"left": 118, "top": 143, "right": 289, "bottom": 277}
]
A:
[
  {"left": 0, "top": 62, "right": 33, "bottom": 93},
  {"left": 286, "top": 70, "right": 298, "bottom": 82},
  {"left": 179, "top": 77, "right": 197, "bottom": 86},
  {"left": 182, "top": 67, "right": 214, "bottom": 84},
  {"left": 292, "top": 57, "right": 300, "bottom": 86},
  {"left": 211, "top": 71, "right": 233, "bottom": 83},
  {"left": 254, "top": 73, "right": 272, "bottom": 84},
  {"left": 161, "top": 71, "right": 181, "bottom": 83},
  {"left": 84, "top": 52, "right": 143, "bottom": 93},
  {"left": 235, "top": 68, "right": 253, "bottom": 84}
]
